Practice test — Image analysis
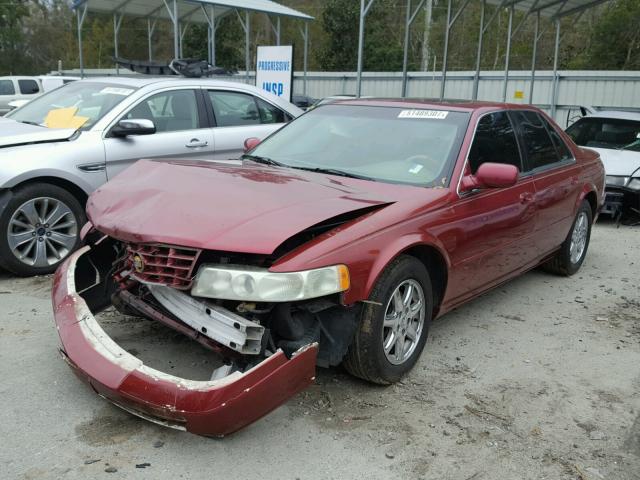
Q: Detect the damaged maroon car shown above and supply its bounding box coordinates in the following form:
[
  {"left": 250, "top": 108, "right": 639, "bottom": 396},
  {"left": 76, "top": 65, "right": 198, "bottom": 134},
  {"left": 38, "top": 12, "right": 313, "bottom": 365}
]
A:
[{"left": 53, "top": 100, "right": 605, "bottom": 436}]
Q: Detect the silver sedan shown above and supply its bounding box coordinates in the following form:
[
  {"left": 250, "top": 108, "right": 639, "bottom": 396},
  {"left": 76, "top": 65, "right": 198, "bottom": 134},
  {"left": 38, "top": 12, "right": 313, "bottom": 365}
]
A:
[{"left": 0, "top": 77, "right": 302, "bottom": 275}]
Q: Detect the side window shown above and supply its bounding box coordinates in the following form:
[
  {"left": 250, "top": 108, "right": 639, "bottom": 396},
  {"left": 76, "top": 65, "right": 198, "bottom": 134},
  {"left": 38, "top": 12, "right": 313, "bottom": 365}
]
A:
[
  {"left": 468, "top": 111, "right": 522, "bottom": 174},
  {"left": 255, "top": 97, "right": 288, "bottom": 124},
  {"left": 539, "top": 115, "right": 572, "bottom": 161},
  {"left": 18, "top": 79, "right": 40, "bottom": 95},
  {"left": 125, "top": 89, "right": 199, "bottom": 133},
  {"left": 209, "top": 91, "right": 260, "bottom": 127},
  {"left": 0, "top": 80, "right": 16, "bottom": 95},
  {"left": 511, "top": 110, "right": 559, "bottom": 170}
]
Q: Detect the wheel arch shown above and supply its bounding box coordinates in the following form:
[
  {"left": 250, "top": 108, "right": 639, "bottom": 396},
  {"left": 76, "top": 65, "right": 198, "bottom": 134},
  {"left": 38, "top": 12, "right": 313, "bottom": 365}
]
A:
[
  {"left": 9, "top": 176, "right": 89, "bottom": 208},
  {"left": 359, "top": 236, "right": 450, "bottom": 319}
]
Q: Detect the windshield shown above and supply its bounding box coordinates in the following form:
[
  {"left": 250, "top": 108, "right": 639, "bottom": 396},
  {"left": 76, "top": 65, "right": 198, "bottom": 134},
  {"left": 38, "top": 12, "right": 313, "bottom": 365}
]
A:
[
  {"left": 7, "top": 81, "right": 136, "bottom": 130},
  {"left": 249, "top": 105, "right": 470, "bottom": 187},
  {"left": 566, "top": 117, "right": 640, "bottom": 151}
]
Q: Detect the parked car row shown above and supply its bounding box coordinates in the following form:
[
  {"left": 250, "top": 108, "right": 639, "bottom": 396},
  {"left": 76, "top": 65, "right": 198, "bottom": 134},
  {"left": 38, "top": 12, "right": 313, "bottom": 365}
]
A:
[{"left": 48, "top": 98, "right": 605, "bottom": 435}]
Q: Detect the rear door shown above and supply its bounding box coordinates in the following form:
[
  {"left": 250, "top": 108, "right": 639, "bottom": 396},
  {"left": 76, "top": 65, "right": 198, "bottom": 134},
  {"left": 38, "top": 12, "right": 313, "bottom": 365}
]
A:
[
  {"left": 510, "top": 110, "right": 581, "bottom": 256},
  {"left": 205, "top": 90, "right": 291, "bottom": 159},
  {"left": 446, "top": 111, "right": 539, "bottom": 303},
  {"left": 103, "top": 88, "right": 214, "bottom": 179}
]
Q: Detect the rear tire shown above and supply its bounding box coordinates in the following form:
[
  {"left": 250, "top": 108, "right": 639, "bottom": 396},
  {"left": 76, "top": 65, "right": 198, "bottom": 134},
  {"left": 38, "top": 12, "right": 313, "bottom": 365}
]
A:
[
  {"left": 344, "top": 255, "right": 433, "bottom": 385},
  {"left": 0, "top": 183, "right": 85, "bottom": 276},
  {"left": 543, "top": 200, "right": 592, "bottom": 276}
]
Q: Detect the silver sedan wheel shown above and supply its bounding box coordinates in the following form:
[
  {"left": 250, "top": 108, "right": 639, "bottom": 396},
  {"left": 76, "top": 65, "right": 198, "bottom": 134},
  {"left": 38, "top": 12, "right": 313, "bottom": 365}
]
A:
[
  {"left": 569, "top": 211, "right": 589, "bottom": 264},
  {"left": 7, "top": 197, "right": 78, "bottom": 267},
  {"left": 382, "top": 279, "right": 426, "bottom": 365}
]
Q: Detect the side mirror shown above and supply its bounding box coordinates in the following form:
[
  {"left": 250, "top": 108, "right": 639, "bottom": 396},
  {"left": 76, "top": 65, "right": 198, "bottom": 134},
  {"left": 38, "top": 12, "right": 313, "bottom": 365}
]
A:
[
  {"left": 243, "top": 137, "right": 261, "bottom": 153},
  {"left": 461, "top": 162, "right": 519, "bottom": 191},
  {"left": 111, "top": 118, "right": 156, "bottom": 137}
]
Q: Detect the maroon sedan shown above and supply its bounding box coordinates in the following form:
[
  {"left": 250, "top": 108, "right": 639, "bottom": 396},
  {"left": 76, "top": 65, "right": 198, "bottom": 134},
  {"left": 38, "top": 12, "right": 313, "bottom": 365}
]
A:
[{"left": 52, "top": 100, "right": 604, "bottom": 436}]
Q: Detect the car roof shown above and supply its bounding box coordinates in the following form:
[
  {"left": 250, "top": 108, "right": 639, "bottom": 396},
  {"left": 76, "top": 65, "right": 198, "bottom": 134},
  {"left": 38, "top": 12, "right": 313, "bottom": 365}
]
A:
[
  {"left": 333, "top": 98, "right": 541, "bottom": 113},
  {"left": 77, "top": 76, "right": 264, "bottom": 90},
  {"left": 585, "top": 110, "right": 640, "bottom": 121}
]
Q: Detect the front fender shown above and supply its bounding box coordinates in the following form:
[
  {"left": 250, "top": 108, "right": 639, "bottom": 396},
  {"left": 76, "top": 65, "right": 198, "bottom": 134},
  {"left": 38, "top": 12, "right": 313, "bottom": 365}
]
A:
[
  {"left": 4, "top": 168, "right": 96, "bottom": 195},
  {"left": 354, "top": 233, "right": 451, "bottom": 306}
]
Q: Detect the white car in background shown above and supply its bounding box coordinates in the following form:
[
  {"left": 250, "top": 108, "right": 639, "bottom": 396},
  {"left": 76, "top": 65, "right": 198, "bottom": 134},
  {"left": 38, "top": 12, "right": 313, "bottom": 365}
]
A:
[
  {"left": 566, "top": 110, "right": 640, "bottom": 220},
  {"left": 0, "top": 76, "right": 78, "bottom": 115}
]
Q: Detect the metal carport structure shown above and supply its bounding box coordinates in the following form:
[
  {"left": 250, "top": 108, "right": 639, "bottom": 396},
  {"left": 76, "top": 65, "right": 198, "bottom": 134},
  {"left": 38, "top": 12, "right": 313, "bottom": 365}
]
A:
[
  {"left": 72, "top": 0, "right": 313, "bottom": 92},
  {"left": 356, "top": 0, "right": 611, "bottom": 115}
]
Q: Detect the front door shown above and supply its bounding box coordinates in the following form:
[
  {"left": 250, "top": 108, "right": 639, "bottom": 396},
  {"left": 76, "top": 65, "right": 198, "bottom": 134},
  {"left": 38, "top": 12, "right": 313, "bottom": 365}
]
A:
[
  {"left": 444, "top": 111, "right": 539, "bottom": 306},
  {"left": 103, "top": 88, "right": 214, "bottom": 179}
]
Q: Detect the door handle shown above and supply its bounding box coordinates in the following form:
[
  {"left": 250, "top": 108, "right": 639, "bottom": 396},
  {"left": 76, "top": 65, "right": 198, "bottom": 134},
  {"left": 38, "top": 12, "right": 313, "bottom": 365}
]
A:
[
  {"left": 185, "top": 139, "right": 208, "bottom": 148},
  {"left": 520, "top": 192, "right": 534, "bottom": 204}
]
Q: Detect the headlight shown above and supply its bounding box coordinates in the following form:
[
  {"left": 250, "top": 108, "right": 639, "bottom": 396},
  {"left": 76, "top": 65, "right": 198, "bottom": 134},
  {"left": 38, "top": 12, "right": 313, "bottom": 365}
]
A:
[
  {"left": 605, "top": 175, "right": 629, "bottom": 187},
  {"left": 191, "top": 264, "right": 350, "bottom": 302},
  {"left": 627, "top": 178, "right": 640, "bottom": 190}
]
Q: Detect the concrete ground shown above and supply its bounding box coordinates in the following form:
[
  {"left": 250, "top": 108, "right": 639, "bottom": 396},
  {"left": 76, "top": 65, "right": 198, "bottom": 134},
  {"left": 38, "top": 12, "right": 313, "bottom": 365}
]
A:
[{"left": 0, "top": 220, "right": 638, "bottom": 480}]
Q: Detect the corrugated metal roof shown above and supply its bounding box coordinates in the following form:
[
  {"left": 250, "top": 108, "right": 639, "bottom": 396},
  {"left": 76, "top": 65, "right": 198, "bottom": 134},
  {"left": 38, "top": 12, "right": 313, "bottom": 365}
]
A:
[
  {"left": 484, "top": 0, "right": 610, "bottom": 19},
  {"left": 72, "top": 0, "right": 313, "bottom": 22}
]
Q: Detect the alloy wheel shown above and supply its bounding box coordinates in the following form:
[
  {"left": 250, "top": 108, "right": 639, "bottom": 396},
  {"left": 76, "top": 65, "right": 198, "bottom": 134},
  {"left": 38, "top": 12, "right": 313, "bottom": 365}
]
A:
[
  {"left": 569, "top": 211, "right": 588, "bottom": 264},
  {"left": 7, "top": 197, "right": 78, "bottom": 267},
  {"left": 382, "top": 279, "right": 426, "bottom": 365}
]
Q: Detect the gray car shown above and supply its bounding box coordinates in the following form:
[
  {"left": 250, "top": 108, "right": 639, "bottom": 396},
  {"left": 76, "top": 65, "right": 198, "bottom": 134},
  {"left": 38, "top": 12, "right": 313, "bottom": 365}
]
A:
[{"left": 0, "top": 77, "right": 302, "bottom": 275}]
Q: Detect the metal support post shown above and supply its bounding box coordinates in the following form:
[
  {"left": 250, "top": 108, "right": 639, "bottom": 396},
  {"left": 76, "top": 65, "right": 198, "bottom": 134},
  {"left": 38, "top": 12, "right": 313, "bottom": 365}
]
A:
[
  {"left": 113, "top": 13, "right": 123, "bottom": 73},
  {"left": 356, "top": 0, "right": 375, "bottom": 97},
  {"left": 550, "top": 18, "right": 561, "bottom": 117},
  {"left": 77, "top": 4, "right": 88, "bottom": 77},
  {"left": 502, "top": 6, "right": 514, "bottom": 102},
  {"left": 300, "top": 22, "right": 309, "bottom": 95},
  {"left": 529, "top": 12, "right": 540, "bottom": 103},
  {"left": 440, "top": 0, "right": 472, "bottom": 100},
  {"left": 401, "top": 0, "right": 426, "bottom": 97}
]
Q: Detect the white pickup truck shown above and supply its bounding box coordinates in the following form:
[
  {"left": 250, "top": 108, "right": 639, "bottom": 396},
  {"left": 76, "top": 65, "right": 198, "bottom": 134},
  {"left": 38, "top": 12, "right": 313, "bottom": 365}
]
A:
[{"left": 0, "top": 76, "right": 78, "bottom": 115}]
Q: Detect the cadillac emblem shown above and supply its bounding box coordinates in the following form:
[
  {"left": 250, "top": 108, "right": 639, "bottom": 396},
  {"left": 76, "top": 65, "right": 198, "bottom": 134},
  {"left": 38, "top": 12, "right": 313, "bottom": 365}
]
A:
[{"left": 132, "top": 254, "right": 145, "bottom": 273}]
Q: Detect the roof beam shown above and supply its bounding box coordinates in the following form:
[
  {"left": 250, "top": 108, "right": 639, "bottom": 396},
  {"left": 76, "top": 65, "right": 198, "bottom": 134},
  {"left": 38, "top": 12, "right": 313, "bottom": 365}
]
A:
[
  {"left": 179, "top": 4, "right": 202, "bottom": 21},
  {"left": 553, "top": 0, "right": 609, "bottom": 18},
  {"left": 531, "top": 0, "right": 566, "bottom": 13}
]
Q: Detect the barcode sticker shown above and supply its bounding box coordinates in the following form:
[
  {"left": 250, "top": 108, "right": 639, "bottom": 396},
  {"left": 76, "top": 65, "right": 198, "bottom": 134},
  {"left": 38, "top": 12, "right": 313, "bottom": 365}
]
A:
[{"left": 398, "top": 109, "right": 448, "bottom": 119}]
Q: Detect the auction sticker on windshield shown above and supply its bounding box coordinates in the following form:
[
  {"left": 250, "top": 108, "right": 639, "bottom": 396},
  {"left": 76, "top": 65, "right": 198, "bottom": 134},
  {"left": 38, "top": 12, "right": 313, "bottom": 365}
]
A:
[
  {"left": 100, "top": 87, "right": 134, "bottom": 96},
  {"left": 398, "top": 110, "right": 449, "bottom": 119}
]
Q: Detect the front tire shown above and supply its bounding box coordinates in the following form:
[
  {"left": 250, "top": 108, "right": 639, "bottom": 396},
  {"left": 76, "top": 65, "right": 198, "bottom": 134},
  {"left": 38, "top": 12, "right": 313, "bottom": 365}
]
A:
[
  {"left": 543, "top": 200, "right": 593, "bottom": 276},
  {"left": 344, "top": 255, "right": 433, "bottom": 384},
  {"left": 0, "top": 183, "right": 85, "bottom": 276}
]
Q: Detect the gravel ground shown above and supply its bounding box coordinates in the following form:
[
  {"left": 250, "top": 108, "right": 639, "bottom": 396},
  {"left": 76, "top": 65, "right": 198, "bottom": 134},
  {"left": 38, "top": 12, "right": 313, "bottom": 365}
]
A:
[{"left": 0, "top": 219, "right": 638, "bottom": 480}]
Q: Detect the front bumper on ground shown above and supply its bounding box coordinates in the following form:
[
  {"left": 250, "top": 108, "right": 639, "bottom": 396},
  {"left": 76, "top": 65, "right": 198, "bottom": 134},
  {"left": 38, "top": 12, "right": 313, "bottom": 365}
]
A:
[{"left": 52, "top": 246, "right": 318, "bottom": 437}]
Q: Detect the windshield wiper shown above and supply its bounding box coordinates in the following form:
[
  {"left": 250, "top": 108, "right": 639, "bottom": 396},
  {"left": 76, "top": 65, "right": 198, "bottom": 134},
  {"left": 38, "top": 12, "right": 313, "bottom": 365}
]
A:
[
  {"left": 19, "top": 120, "right": 43, "bottom": 127},
  {"left": 242, "top": 154, "right": 284, "bottom": 167},
  {"left": 290, "top": 166, "right": 371, "bottom": 180}
]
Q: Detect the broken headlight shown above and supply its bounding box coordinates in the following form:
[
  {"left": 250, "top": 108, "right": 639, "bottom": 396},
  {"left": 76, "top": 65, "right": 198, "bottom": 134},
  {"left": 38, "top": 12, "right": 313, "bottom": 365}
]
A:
[
  {"left": 605, "top": 175, "right": 630, "bottom": 187},
  {"left": 627, "top": 178, "right": 640, "bottom": 190},
  {"left": 191, "top": 264, "right": 350, "bottom": 302}
]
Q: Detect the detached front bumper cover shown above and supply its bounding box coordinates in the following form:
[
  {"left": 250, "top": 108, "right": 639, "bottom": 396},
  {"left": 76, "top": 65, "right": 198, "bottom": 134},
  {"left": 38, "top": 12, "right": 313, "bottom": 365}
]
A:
[{"left": 52, "top": 246, "right": 318, "bottom": 436}]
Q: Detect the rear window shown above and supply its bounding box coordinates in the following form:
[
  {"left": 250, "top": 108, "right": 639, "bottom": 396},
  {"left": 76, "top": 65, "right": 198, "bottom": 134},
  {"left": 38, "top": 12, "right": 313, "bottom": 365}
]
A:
[
  {"left": 566, "top": 117, "right": 640, "bottom": 149},
  {"left": 18, "top": 79, "right": 40, "bottom": 95},
  {"left": 0, "top": 80, "right": 15, "bottom": 95}
]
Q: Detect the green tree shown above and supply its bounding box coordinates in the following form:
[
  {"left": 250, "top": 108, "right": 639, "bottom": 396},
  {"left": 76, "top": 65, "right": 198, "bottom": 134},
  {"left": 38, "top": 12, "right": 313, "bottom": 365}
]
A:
[
  {"left": 0, "top": 0, "right": 31, "bottom": 74},
  {"left": 318, "top": 0, "right": 405, "bottom": 71}
]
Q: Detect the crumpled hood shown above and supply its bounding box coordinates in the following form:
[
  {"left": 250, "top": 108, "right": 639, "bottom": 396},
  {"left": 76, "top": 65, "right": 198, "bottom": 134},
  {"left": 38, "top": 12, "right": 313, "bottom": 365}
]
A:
[
  {"left": 87, "top": 159, "right": 402, "bottom": 254},
  {"left": 0, "top": 117, "right": 77, "bottom": 148},
  {"left": 589, "top": 147, "right": 640, "bottom": 177}
]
